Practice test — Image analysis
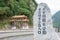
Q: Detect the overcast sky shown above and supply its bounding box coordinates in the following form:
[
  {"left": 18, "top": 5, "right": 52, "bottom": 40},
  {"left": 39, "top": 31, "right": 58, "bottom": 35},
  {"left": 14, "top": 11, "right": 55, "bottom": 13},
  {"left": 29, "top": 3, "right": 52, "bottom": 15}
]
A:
[{"left": 35, "top": 0, "right": 60, "bottom": 15}]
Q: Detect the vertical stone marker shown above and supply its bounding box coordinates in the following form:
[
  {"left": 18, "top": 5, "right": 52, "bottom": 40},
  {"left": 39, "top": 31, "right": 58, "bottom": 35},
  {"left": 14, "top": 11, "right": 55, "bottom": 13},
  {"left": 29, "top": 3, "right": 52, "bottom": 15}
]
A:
[{"left": 33, "top": 3, "right": 60, "bottom": 40}]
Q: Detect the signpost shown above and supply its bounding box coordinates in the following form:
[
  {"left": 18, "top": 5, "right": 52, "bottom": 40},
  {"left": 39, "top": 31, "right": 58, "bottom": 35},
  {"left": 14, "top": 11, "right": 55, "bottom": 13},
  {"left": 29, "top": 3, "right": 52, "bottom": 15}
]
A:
[{"left": 33, "top": 3, "right": 60, "bottom": 40}]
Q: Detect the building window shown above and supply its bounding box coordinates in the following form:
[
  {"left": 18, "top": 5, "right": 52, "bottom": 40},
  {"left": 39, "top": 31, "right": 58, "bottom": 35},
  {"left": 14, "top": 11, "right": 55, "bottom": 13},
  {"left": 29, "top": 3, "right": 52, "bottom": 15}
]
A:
[{"left": 42, "top": 18, "right": 46, "bottom": 22}]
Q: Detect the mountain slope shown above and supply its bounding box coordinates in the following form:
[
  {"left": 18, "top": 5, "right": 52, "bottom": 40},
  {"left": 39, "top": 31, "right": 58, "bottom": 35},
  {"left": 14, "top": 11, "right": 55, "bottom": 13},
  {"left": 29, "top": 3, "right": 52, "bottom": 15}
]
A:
[{"left": 52, "top": 10, "right": 60, "bottom": 28}]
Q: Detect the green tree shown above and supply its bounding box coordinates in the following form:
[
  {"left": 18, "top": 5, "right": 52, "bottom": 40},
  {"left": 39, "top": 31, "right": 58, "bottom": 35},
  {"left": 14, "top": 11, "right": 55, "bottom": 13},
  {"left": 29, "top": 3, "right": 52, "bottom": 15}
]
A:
[{"left": 0, "top": 0, "right": 37, "bottom": 29}]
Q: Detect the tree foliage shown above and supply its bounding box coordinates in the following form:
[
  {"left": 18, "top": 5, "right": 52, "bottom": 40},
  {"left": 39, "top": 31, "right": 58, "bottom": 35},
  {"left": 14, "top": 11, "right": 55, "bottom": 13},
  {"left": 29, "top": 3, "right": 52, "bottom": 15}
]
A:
[{"left": 0, "top": 0, "right": 37, "bottom": 28}]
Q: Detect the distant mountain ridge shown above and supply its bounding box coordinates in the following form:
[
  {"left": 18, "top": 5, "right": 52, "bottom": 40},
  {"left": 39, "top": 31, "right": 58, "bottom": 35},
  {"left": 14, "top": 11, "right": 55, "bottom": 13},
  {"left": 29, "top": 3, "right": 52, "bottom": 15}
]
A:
[{"left": 52, "top": 10, "right": 60, "bottom": 28}]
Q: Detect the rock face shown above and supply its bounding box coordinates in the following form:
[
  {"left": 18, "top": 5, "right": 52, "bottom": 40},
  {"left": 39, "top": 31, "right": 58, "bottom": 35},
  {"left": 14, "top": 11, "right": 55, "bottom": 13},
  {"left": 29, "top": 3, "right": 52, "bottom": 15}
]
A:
[{"left": 33, "top": 3, "right": 60, "bottom": 40}]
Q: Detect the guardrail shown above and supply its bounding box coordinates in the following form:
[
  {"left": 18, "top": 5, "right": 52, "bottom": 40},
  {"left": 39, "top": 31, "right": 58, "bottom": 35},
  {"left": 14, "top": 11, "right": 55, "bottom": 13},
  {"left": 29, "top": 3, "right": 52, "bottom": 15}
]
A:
[{"left": 0, "top": 29, "right": 33, "bottom": 39}]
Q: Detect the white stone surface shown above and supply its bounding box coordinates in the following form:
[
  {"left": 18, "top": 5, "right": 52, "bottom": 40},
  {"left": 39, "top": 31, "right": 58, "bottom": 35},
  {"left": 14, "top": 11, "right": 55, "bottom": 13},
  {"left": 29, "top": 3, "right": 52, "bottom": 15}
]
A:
[{"left": 33, "top": 3, "right": 60, "bottom": 40}]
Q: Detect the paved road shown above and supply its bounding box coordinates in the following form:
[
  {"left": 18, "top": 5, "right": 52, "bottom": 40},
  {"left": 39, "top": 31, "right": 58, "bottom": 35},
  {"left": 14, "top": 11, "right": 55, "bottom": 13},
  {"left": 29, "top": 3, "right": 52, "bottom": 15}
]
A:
[
  {"left": 0, "top": 30, "right": 33, "bottom": 40},
  {"left": 0, "top": 34, "right": 33, "bottom": 40},
  {"left": 0, "top": 30, "right": 33, "bottom": 38}
]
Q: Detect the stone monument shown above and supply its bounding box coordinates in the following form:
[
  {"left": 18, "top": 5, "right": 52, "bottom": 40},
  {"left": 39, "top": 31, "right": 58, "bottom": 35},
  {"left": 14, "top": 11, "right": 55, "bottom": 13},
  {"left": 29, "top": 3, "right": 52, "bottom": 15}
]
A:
[{"left": 33, "top": 3, "right": 60, "bottom": 40}]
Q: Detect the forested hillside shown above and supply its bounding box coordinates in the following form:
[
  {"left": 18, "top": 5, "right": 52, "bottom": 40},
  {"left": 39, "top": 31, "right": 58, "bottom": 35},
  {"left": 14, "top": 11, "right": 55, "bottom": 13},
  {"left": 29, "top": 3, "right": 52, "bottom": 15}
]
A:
[{"left": 0, "top": 0, "right": 37, "bottom": 29}]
